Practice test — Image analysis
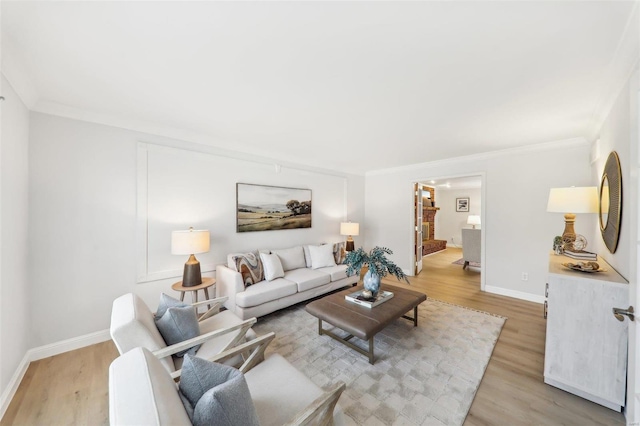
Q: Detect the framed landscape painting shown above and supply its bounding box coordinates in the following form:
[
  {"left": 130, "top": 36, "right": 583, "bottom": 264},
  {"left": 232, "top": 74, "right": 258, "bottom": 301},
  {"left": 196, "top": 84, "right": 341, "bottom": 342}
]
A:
[{"left": 236, "top": 183, "right": 312, "bottom": 232}]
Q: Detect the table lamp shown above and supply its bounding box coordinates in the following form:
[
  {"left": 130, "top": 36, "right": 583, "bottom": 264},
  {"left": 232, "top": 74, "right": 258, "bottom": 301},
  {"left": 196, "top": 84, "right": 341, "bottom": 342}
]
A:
[
  {"left": 340, "top": 222, "right": 360, "bottom": 252},
  {"left": 172, "top": 227, "right": 210, "bottom": 287},
  {"left": 546, "top": 187, "right": 598, "bottom": 240},
  {"left": 467, "top": 215, "right": 481, "bottom": 229}
]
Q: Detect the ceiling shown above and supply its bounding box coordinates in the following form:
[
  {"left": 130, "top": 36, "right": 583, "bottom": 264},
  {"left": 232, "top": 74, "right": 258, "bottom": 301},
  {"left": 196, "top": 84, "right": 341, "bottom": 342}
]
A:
[
  {"left": 2, "top": 1, "right": 636, "bottom": 175},
  {"left": 422, "top": 176, "right": 482, "bottom": 191}
]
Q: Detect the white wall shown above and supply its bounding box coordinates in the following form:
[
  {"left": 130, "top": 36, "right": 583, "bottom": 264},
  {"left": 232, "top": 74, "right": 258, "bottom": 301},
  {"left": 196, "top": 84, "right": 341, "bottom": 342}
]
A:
[
  {"left": 0, "top": 76, "right": 30, "bottom": 399},
  {"left": 365, "top": 140, "right": 593, "bottom": 300},
  {"left": 591, "top": 69, "right": 637, "bottom": 281},
  {"left": 137, "top": 143, "right": 363, "bottom": 284},
  {"left": 434, "top": 187, "right": 482, "bottom": 246},
  {"left": 592, "top": 66, "right": 639, "bottom": 425},
  {"left": 27, "top": 113, "right": 365, "bottom": 347}
]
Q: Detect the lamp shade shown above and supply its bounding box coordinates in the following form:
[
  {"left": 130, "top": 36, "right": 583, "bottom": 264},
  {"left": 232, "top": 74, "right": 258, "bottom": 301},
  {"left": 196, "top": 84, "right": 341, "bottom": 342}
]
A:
[
  {"left": 340, "top": 222, "right": 360, "bottom": 236},
  {"left": 467, "top": 215, "right": 481, "bottom": 226},
  {"left": 547, "top": 187, "right": 598, "bottom": 213},
  {"left": 171, "top": 229, "right": 210, "bottom": 255}
]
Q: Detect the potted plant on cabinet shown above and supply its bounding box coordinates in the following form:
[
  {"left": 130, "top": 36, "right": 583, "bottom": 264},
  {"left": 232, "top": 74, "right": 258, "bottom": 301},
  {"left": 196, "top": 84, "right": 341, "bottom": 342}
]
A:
[{"left": 344, "top": 246, "right": 409, "bottom": 298}]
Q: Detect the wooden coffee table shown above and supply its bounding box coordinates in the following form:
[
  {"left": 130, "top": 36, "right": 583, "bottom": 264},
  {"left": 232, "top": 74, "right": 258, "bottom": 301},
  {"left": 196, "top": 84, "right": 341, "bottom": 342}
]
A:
[{"left": 305, "top": 285, "right": 427, "bottom": 364}]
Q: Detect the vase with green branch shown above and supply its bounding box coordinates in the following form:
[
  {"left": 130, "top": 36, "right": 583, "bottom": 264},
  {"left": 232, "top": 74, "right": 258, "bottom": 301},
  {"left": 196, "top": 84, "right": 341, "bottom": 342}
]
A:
[{"left": 344, "top": 246, "right": 409, "bottom": 297}]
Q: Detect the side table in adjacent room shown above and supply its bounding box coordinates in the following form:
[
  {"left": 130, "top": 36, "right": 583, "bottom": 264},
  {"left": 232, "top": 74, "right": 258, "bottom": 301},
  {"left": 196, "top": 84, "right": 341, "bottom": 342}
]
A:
[{"left": 171, "top": 277, "right": 216, "bottom": 310}]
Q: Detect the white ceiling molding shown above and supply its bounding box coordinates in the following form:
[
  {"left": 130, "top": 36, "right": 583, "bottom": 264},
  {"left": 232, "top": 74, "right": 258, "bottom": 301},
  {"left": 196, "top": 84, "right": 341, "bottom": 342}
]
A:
[
  {"left": 1, "top": 38, "right": 39, "bottom": 108},
  {"left": 366, "top": 137, "right": 588, "bottom": 177},
  {"left": 587, "top": 2, "right": 640, "bottom": 141},
  {"left": 32, "top": 100, "right": 354, "bottom": 179}
]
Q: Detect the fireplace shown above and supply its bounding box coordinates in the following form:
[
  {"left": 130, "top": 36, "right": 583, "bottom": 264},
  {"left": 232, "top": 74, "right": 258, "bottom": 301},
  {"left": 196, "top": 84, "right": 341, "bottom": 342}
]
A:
[{"left": 421, "top": 187, "right": 447, "bottom": 256}]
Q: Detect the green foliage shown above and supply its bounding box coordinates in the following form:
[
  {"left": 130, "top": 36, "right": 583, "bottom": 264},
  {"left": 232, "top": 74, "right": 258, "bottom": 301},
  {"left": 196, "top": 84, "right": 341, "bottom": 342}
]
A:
[
  {"left": 344, "top": 246, "right": 409, "bottom": 284},
  {"left": 286, "top": 199, "right": 311, "bottom": 215}
]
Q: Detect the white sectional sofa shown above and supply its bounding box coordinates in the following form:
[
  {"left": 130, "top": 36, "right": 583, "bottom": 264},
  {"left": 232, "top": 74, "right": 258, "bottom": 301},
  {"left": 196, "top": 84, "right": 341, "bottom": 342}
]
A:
[{"left": 217, "top": 244, "right": 358, "bottom": 320}]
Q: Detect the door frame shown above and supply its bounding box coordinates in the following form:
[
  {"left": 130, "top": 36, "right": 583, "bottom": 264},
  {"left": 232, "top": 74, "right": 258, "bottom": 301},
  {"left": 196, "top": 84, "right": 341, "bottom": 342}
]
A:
[{"left": 410, "top": 172, "right": 486, "bottom": 292}]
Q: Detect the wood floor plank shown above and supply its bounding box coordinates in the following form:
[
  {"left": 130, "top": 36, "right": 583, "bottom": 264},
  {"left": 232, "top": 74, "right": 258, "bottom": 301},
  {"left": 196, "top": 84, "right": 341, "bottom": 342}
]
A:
[{"left": 0, "top": 248, "right": 626, "bottom": 425}]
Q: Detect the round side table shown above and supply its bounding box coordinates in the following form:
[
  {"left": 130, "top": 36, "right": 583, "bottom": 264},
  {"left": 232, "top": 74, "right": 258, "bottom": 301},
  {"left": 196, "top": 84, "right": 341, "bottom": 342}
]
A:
[{"left": 171, "top": 277, "right": 216, "bottom": 309}]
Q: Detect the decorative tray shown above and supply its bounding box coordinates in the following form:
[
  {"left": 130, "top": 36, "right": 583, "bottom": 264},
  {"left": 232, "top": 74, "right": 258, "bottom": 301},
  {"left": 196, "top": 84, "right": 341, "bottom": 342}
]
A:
[{"left": 562, "top": 262, "right": 607, "bottom": 273}]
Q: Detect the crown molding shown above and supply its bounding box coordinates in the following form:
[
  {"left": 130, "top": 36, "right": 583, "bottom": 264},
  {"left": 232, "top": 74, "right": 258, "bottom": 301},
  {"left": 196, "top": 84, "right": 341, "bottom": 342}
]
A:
[
  {"left": 588, "top": 1, "right": 640, "bottom": 140},
  {"left": 366, "top": 137, "right": 588, "bottom": 177},
  {"left": 32, "top": 100, "right": 355, "bottom": 179},
  {"left": 1, "top": 39, "right": 39, "bottom": 108}
]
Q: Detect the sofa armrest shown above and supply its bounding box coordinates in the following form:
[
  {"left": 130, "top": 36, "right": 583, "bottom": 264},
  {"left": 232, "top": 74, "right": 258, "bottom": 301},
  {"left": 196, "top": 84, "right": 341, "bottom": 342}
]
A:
[{"left": 216, "top": 264, "right": 245, "bottom": 316}]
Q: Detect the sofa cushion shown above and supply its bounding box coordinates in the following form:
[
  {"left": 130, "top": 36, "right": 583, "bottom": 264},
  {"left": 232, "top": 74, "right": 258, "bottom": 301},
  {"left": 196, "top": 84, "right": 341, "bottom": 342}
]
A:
[
  {"left": 333, "top": 242, "right": 347, "bottom": 264},
  {"left": 155, "top": 305, "right": 201, "bottom": 357},
  {"left": 302, "top": 245, "right": 313, "bottom": 268},
  {"left": 272, "top": 246, "right": 306, "bottom": 271},
  {"left": 235, "top": 279, "right": 298, "bottom": 308},
  {"left": 230, "top": 251, "right": 264, "bottom": 287},
  {"left": 317, "top": 264, "right": 349, "bottom": 282},
  {"left": 178, "top": 354, "right": 259, "bottom": 426},
  {"left": 260, "top": 253, "right": 285, "bottom": 281},
  {"left": 309, "top": 244, "right": 337, "bottom": 269},
  {"left": 284, "top": 268, "right": 331, "bottom": 292}
]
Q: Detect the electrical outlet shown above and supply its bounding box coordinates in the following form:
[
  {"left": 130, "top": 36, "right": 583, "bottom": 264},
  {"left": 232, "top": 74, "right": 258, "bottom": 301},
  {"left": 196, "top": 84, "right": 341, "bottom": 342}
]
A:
[{"left": 521, "top": 272, "right": 528, "bottom": 281}]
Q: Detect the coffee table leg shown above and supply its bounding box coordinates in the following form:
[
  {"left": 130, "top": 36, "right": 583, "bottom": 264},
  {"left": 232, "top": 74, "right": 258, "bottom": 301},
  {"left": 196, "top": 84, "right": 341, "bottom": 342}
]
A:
[
  {"left": 318, "top": 319, "right": 323, "bottom": 335},
  {"left": 402, "top": 306, "right": 420, "bottom": 326},
  {"left": 368, "top": 338, "right": 375, "bottom": 364}
]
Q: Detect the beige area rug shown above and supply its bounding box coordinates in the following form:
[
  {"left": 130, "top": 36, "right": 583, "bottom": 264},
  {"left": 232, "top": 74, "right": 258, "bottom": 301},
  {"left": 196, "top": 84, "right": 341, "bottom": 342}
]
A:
[
  {"left": 452, "top": 258, "right": 481, "bottom": 268},
  {"left": 253, "top": 297, "right": 506, "bottom": 426}
]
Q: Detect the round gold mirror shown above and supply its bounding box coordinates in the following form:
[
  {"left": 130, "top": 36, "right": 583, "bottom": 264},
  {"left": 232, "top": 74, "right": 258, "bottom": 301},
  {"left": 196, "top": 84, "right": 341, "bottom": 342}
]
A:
[
  {"left": 600, "top": 151, "right": 622, "bottom": 253},
  {"left": 599, "top": 174, "right": 609, "bottom": 229}
]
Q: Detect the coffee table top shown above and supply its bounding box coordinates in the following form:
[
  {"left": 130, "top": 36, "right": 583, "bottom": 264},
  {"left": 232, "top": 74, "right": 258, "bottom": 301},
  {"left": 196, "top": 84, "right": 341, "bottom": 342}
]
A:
[{"left": 306, "top": 284, "right": 427, "bottom": 341}]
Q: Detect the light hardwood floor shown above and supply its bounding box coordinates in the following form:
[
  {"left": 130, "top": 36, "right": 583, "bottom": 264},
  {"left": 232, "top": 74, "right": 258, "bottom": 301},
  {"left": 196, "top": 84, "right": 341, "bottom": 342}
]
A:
[{"left": 1, "top": 247, "right": 626, "bottom": 425}]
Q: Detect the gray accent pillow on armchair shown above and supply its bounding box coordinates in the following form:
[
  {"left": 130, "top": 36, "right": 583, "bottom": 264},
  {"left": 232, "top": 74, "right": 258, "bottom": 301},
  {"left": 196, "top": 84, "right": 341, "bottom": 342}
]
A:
[
  {"left": 155, "top": 293, "right": 201, "bottom": 357},
  {"left": 178, "top": 354, "right": 259, "bottom": 426}
]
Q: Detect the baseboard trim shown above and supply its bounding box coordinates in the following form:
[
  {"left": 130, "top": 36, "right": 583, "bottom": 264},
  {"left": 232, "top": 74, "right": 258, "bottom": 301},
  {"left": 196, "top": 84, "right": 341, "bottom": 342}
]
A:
[
  {"left": 0, "top": 353, "right": 30, "bottom": 421},
  {"left": 0, "top": 328, "right": 111, "bottom": 421},
  {"left": 485, "top": 285, "right": 544, "bottom": 304},
  {"left": 28, "top": 329, "right": 111, "bottom": 361}
]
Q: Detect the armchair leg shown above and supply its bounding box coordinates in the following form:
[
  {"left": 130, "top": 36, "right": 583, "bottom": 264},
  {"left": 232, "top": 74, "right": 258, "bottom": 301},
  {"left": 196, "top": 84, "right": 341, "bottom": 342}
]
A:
[{"left": 463, "top": 261, "right": 469, "bottom": 270}]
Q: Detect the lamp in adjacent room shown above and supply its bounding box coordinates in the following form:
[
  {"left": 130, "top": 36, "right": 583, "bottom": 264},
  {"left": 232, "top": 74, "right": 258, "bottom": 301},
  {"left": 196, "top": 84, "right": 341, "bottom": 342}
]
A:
[
  {"left": 340, "top": 222, "right": 360, "bottom": 252},
  {"left": 171, "top": 227, "right": 210, "bottom": 287},
  {"left": 546, "top": 186, "right": 598, "bottom": 240},
  {"left": 467, "top": 215, "right": 481, "bottom": 229}
]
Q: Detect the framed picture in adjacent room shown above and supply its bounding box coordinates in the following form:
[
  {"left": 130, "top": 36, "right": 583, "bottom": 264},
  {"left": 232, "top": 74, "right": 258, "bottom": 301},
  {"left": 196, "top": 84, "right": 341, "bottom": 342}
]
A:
[
  {"left": 236, "top": 183, "right": 312, "bottom": 232},
  {"left": 456, "top": 197, "right": 469, "bottom": 212}
]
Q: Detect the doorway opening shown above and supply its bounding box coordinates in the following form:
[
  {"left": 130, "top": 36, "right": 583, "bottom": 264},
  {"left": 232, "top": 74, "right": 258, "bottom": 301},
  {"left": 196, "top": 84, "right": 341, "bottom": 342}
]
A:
[{"left": 412, "top": 174, "right": 485, "bottom": 290}]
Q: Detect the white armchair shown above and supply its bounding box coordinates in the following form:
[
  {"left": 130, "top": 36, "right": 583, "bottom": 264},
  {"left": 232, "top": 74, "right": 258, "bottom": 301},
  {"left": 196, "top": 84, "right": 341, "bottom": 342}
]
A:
[
  {"left": 110, "top": 293, "right": 257, "bottom": 377},
  {"left": 461, "top": 228, "right": 481, "bottom": 269},
  {"left": 109, "top": 333, "right": 346, "bottom": 426}
]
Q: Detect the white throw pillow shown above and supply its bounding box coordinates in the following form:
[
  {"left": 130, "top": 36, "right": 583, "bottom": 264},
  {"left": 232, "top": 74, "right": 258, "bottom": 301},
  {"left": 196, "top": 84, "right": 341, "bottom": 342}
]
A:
[
  {"left": 309, "top": 244, "right": 337, "bottom": 269},
  {"left": 260, "top": 253, "right": 285, "bottom": 281},
  {"left": 272, "top": 246, "right": 306, "bottom": 271}
]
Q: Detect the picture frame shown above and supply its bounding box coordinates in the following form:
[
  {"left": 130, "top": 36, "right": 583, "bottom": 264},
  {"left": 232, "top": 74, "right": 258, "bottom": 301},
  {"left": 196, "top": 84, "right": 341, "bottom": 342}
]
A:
[
  {"left": 456, "top": 197, "right": 469, "bottom": 212},
  {"left": 236, "top": 183, "right": 312, "bottom": 232}
]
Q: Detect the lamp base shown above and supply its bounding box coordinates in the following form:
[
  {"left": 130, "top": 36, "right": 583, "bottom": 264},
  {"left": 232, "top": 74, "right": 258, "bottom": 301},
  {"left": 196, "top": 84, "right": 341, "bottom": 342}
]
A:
[
  {"left": 561, "top": 213, "right": 577, "bottom": 250},
  {"left": 182, "top": 254, "right": 203, "bottom": 287},
  {"left": 346, "top": 237, "right": 355, "bottom": 252}
]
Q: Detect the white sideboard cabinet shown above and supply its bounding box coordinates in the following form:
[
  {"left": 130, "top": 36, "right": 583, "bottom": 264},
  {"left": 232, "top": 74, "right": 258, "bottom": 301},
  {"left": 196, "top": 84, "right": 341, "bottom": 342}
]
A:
[{"left": 544, "top": 254, "right": 629, "bottom": 411}]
